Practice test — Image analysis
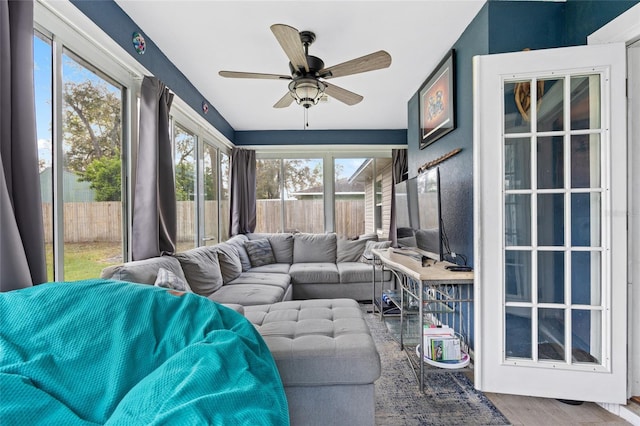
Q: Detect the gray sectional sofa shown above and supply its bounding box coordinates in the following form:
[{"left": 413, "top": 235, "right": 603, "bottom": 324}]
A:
[{"left": 100, "top": 232, "right": 392, "bottom": 426}]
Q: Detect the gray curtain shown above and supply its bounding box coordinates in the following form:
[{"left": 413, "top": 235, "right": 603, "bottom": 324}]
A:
[
  {"left": 132, "top": 76, "right": 175, "bottom": 260},
  {"left": 0, "top": 0, "right": 47, "bottom": 291},
  {"left": 229, "top": 148, "right": 256, "bottom": 236},
  {"left": 389, "top": 148, "right": 408, "bottom": 247}
]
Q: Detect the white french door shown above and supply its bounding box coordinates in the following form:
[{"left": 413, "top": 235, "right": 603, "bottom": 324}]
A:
[{"left": 473, "top": 43, "right": 627, "bottom": 403}]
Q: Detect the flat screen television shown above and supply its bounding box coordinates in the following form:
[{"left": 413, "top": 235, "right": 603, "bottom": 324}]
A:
[
  {"left": 415, "top": 167, "right": 443, "bottom": 261},
  {"left": 394, "top": 177, "right": 419, "bottom": 248}
]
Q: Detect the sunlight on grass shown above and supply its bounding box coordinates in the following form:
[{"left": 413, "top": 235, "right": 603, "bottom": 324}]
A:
[{"left": 45, "top": 242, "right": 123, "bottom": 282}]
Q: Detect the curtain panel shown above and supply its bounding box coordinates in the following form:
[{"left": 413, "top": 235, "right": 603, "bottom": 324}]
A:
[
  {"left": 229, "top": 148, "right": 256, "bottom": 237},
  {"left": 0, "top": 0, "right": 47, "bottom": 290},
  {"left": 132, "top": 76, "right": 176, "bottom": 260}
]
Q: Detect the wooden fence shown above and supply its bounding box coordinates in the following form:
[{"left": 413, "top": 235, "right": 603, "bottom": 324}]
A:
[{"left": 42, "top": 199, "right": 365, "bottom": 243}]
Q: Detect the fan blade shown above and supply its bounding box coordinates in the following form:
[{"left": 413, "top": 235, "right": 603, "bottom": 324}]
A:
[
  {"left": 320, "top": 50, "right": 391, "bottom": 79},
  {"left": 273, "top": 92, "right": 295, "bottom": 108},
  {"left": 219, "top": 71, "right": 291, "bottom": 80},
  {"left": 323, "top": 82, "right": 363, "bottom": 106},
  {"left": 270, "top": 24, "right": 309, "bottom": 73}
]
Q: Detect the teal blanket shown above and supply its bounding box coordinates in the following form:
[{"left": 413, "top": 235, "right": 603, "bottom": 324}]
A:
[{"left": 0, "top": 280, "right": 289, "bottom": 425}]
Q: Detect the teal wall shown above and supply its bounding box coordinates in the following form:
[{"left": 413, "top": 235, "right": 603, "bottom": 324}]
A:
[{"left": 408, "top": 0, "right": 638, "bottom": 268}]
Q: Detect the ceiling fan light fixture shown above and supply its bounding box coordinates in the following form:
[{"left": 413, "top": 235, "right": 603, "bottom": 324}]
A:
[{"left": 289, "top": 78, "right": 326, "bottom": 108}]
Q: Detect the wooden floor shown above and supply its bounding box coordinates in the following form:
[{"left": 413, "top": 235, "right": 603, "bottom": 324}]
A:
[{"left": 484, "top": 393, "right": 633, "bottom": 425}]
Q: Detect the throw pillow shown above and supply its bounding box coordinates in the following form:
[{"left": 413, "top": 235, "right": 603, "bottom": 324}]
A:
[
  {"left": 216, "top": 243, "right": 243, "bottom": 283},
  {"left": 244, "top": 239, "right": 276, "bottom": 268},
  {"left": 173, "top": 246, "right": 224, "bottom": 297},
  {"left": 154, "top": 267, "right": 192, "bottom": 292},
  {"left": 337, "top": 234, "right": 378, "bottom": 262},
  {"left": 361, "top": 240, "right": 391, "bottom": 262}
]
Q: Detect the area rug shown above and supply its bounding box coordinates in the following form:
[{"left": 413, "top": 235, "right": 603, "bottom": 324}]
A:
[{"left": 363, "top": 306, "right": 510, "bottom": 425}]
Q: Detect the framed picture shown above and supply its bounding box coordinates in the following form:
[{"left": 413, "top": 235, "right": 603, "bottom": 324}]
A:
[{"left": 419, "top": 49, "right": 456, "bottom": 149}]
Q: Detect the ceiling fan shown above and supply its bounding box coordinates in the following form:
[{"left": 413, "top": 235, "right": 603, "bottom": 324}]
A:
[{"left": 219, "top": 24, "right": 392, "bottom": 109}]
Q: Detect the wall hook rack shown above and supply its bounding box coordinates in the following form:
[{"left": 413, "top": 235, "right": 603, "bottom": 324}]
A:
[{"left": 418, "top": 148, "right": 462, "bottom": 174}]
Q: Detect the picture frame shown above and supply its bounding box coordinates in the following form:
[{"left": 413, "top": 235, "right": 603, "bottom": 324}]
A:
[{"left": 419, "top": 49, "right": 456, "bottom": 149}]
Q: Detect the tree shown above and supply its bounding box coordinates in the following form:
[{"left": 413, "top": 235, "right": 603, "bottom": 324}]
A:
[
  {"left": 255, "top": 159, "right": 323, "bottom": 199},
  {"left": 82, "top": 155, "right": 121, "bottom": 201}
]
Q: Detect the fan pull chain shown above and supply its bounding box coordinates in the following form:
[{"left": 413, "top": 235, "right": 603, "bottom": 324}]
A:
[{"left": 304, "top": 108, "right": 309, "bottom": 129}]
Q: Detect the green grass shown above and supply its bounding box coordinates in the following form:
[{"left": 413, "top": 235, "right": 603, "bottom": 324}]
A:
[{"left": 45, "top": 242, "right": 123, "bottom": 282}]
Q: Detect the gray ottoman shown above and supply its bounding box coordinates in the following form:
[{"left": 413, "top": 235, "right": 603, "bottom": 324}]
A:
[{"left": 244, "top": 299, "right": 381, "bottom": 426}]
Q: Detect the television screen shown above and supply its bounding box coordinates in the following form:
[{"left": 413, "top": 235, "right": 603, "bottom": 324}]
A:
[
  {"left": 394, "top": 177, "right": 419, "bottom": 248},
  {"left": 415, "top": 167, "right": 443, "bottom": 261}
]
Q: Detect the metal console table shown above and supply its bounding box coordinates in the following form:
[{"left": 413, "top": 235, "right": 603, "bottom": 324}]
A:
[{"left": 371, "top": 248, "right": 474, "bottom": 391}]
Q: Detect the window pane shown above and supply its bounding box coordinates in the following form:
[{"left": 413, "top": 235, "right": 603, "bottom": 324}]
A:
[
  {"left": 538, "top": 193, "right": 564, "bottom": 246},
  {"left": 285, "top": 159, "right": 323, "bottom": 233},
  {"left": 203, "top": 143, "right": 218, "bottom": 246},
  {"left": 34, "top": 33, "right": 54, "bottom": 281},
  {"left": 504, "top": 137, "right": 530, "bottom": 190},
  {"left": 505, "top": 194, "right": 531, "bottom": 246},
  {"left": 62, "top": 51, "right": 123, "bottom": 280},
  {"left": 571, "top": 193, "right": 601, "bottom": 247},
  {"left": 255, "top": 159, "right": 282, "bottom": 233},
  {"left": 571, "top": 134, "right": 600, "bottom": 188},
  {"left": 334, "top": 158, "right": 367, "bottom": 237},
  {"left": 220, "top": 152, "right": 231, "bottom": 240},
  {"left": 506, "top": 306, "right": 532, "bottom": 359},
  {"left": 505, "top": 250, "right": 531, "bottom": 302},
  {"left": 570, "top": 75, "right": 600, "bottom": 130},
  {"left": 174, "top": 124, "right": 196, "bottom": 250},
  {"left": 504, "top": 81, "right": 531, "bottom": 134},
  {"left": 536, "top": 136, "right": 563, "bottom": 189},
  {"left": 538, "top": 308, "right": 565, "bottom": 361},
  {"left": 571, "top": 251, "right": 601, "bottom": 305},
  {"left": 571, "top": 309, "right": 601, "bottom": 364},
  {"left": 537, "top": 78, "right": 564, "bottom": 132},
  {"left": 538, "top": 251, "right": 564, "bottom": 304}
]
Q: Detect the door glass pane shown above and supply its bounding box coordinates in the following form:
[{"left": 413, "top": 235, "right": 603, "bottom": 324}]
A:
[
  {"left": 537, "top": 136, "right": 563, "bottom": 189},
  {"left": 505, "top": 306, "right": 532, "bottom": 359},
  {"left": 284, "top": 158, "right": 323, "bottom": 233},
  {"left": 505, "top": 250, "right": 531, "bottom": 302},
  {"left": 334, "top": 158, "right": 367, "bottom": 237},
  {"left": 538, "top": 308, "right": 565, "bottom": 361},
  {"left": 62, "top": 51, "right": 123, "bottom": 280},
  {"left": 220, "top": 152, "right": 230, "bottom": 240},
  {"left": 255, "top": 159, "right": 282, "bottom": 233},
  {"left": 34, "top": 33, "right": 54, "bottom": 281},
  {"left": 504, "top": 137, "right": 530, "bottom": 190},
  {"left": 537, "top": 78, "right": 564, "bottom": 132},
  {"left": 571, "top": 309, "right": 601, "bottom": 364},
  {"left": 174, "top": 124, "right": 196, "bottom": 251},
  {"left": 504, "top": 81, "right": 532, "bottom": 134},
  {"left": 537, "top": 194, "right": 564, "bottom": 246},
  {"left": 571, "top": 134, "right": 601, "bottom": 188},
  {"left": 538, "top": 251, "right": 564, "bottom": 304},
  {"left": 505, "top": 194, "right": 531, "bottom": 246},
  {"left": 203, "top": 143, "right": 218, "bottom": 246},
  {"left": 571, "top": 251, "right": 601, "bottom": 305},
  {"left": 570, "top": 75, "right": 601, "bottom": 130},
  {"left": 571, "top": 193, "right": 601, "bottom": 247}
]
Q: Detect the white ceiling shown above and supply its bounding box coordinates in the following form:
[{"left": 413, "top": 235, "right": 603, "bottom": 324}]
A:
[{"left": 115, "top": 0, "right": 486, "bottom": 132}]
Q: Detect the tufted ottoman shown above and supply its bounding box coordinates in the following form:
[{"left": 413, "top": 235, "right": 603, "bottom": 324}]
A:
[{"left": 244, "top": 299, "right": 381, "bottom": 426}]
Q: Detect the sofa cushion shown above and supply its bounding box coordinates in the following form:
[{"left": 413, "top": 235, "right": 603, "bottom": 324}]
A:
[
  {"left": 245, "top": 239, "right": 276, "bottom": 267},
  {"left": 337, "top": 262, "right": 392, "bottom": 283},
  {"left": 215, "top": 243, "right": 243, "bottom": 283},
  {"left": 154, "top": 267, "right": 192, "bottom": 292},
  {"left": 226, "top": 272, "right": 291, "bottom": 291},
  {"left": 173, "top": 246, "right": 223, "bottom": 297},
  {"left": 293, "top": 233, "right": 336, "bottom": 263},
  {"left": 225, "top": 234, "right": 252, "bottom": 272},
  {"left": 249, "top": 233, "right": 294, "bottom": 264},
  {"left": 208, "top": 284, "right": 285, "bottom": 306},
  {"left": 100, "top": 256, "right": 186, "bottom": 285},
  {"left": 248, "top": 263, "right": 291, "bottom": 274},
  {"left": 336, "top": 234, "right": 378, "bottom": 263},
  {"left": 288, "top": 263, "right": 339, "bottom": 284}
]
